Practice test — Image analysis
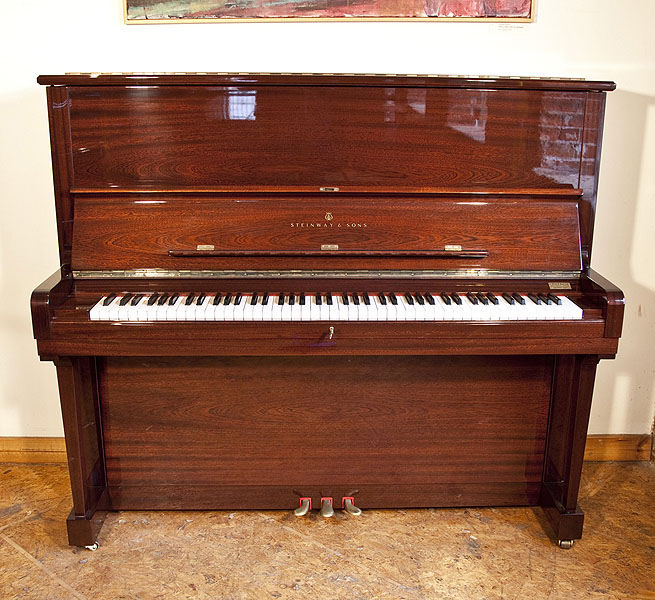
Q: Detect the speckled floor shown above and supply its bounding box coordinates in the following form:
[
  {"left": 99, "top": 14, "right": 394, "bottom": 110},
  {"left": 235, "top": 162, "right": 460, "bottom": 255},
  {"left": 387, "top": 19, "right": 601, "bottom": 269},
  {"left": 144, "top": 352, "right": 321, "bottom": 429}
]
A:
[{"left": 0, "top": 462, "right": 654, "bottom": 600}]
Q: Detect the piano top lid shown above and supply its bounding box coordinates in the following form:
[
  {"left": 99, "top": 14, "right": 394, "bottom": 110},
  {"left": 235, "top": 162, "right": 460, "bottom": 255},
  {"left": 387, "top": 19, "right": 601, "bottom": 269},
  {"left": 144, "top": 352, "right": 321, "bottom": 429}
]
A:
[{"left": 36, "top": 72, "right": 616, "bottom": 92}]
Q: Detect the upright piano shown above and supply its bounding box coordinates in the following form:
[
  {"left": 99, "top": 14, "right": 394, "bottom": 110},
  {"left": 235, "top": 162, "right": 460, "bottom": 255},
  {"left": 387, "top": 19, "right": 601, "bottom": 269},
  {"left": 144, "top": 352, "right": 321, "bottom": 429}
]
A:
[{"left": 32, "top": 73, "right": 624, "bottom": 549}]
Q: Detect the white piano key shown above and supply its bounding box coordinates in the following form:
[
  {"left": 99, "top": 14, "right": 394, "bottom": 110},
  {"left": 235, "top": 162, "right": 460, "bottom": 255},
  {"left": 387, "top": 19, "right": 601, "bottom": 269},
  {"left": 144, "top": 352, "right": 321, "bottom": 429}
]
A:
[
  {"left": 300, "top": 295, "right": 311, "bottom": 321},
  {"left": 336, "top": 295, "right": 349, "bottom": 320},
  {"left": 251, "top": 296, "right": 265, "bottom": 321},
  {"left": 561, "top": 296, "right": 583, "bottom": 319},
  {"left": 372, "top": 295, "right": 387, "bottom": 321},
  {"left": 240, "top": 295, "right": 254, "bottom": 321},
  {"left": 194, "top": 296, "right": 210, "bottom": 321},
  {"left": 270, "top": 296, "right": 283, "bottom": 321},
  {"left": 90, "top": 297, "right": 106, "bottom": 321},
  {"left": 133, "top": 296, "right": 150, "bottom": 321},
  {"left": 117, "top": 297, "right": 133, "bottom": 321}
]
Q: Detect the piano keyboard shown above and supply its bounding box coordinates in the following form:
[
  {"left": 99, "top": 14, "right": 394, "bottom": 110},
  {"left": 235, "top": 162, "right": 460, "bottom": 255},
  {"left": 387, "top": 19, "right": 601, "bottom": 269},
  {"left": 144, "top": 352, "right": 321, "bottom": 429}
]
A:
[{"left": 90, "top": 292, "right": 583, "bottom": 322}]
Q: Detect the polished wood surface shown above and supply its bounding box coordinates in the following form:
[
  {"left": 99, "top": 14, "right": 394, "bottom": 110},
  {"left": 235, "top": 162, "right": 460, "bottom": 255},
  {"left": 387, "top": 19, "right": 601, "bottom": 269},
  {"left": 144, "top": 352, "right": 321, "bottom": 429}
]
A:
[
  {"left": 37, "top": 72, "right": 617, "bottom": 91},
  {"left": 67, "top": 86, "right": 584, "bottom": 194},
  {"left": 100, "top": 356, "right": 551, "bottom": 507},
  {"left": 31, "top": 73, "right": 624, "bottom": 547},
  {"left": 72, "top": 194, "right": 582, "bottom": 272}
]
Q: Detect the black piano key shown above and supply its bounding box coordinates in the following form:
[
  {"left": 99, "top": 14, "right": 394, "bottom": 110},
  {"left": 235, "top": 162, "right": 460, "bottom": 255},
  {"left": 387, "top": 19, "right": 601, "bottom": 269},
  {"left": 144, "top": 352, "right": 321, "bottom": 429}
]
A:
[
  {"left": 352, "top": 293, "right": 360, "bottom": 305},
  {"left": 278, "top": 293, "right": 285, "bottom": 305},
  {"left": 185, "top": 293, "right": 195, "bottom": 305},
  {"left": 212, "top": 293, "right": 222, "bottom": 305},
  {"left": 466, "top": 292, "right": 478, "bottom": 305},
  {"left": 288, "top": 294, "right": 295, "bottom": 306},
  {"left": 262, "top": 293, "right": 269, "bottom": 305},
  {"left": 326, "top": 294, "right": 333, "bottom": 305},
  {"left": 450, "top": 293, "right": 462, "bottom": 305},
  {"left": 130, "top": 294, "right": 144, "bottom": 306},
  {"left": 440, "top": 292, "right": 452, "bottom": 305},
  {"left": 548, "top": 293, "right": 562, "bottom": 305},
  {"left": 223, "top": 293, "right": 232, "bottom": 305},
  {"left": 414, "top": 293, "right": 425, "bottom": 305},
  {"left": 362, "top": 292, "right": 371, "bottom": 306},
  {"left": 341, "top": 293, "right": 349, "bottom": 305},
  {"left": 234, "top": 293, "right": 243, "bottom": 305},
  {"left": 388, "top": 293, "right": 398, "bottom": 306},
  {"left": 538, "top": 293, "right": 552, "bottom": 305},
  {"left": 476, "top": 292, "right": 488, "bottom": 305},
  {"left": 487, "top": 292, "right": 499, "bottom": 305},
  {"left": 299, "top": 293, "right": 306, "bottom": 305},
  {"left": 168, "top": 293, "right": 179, "bottom": 305},
  {"left": 404, "top": 293, "right": 414, "bottom": 305},
  {"left": 528, "top": 293, "right": 541, "bottom": 305},
  {"left": 119, "top": 294, "right": 133, "bottom": 306},
  {"left": 316, "top": 294, "right": 322, "bottom": 305},
  {"left": 424, "top": 293, "right": 435, "bottom": 305},
  {"left": 147, "top": 294, "right": 159, "bottom": 306},
  {"left": 378, "top": 293, "right": 387, "bottom": 305},
  {"left": 196, "top": 293, "right": 206, "bottom": 305},
  {"left": 512, "top": 293, "right": 526, "bottom": 305},
  {"left": 157, "top": 293, "right": 169, "bottom": 306},
  {"left": 502, "top": 292, "right": 515, "bottom": 305},
  {"left": 250, "top": 293, "right": 258, "bottom": 305},
  {"left": 103, "top": 293, "right": 117, "bottom": 306}
]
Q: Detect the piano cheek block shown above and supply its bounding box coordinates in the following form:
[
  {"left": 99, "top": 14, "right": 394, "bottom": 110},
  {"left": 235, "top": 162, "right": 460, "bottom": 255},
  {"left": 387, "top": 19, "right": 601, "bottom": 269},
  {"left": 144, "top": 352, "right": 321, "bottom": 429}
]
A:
[{"left": 32, "top": 72, "right": 622, "bottom": 549}]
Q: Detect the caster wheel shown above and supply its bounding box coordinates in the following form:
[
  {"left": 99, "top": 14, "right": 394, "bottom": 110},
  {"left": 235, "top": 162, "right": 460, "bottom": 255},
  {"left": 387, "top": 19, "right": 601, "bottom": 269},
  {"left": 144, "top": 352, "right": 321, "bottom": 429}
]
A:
[
  {"left": 85, "top": 542, "right": 99, "bottom": 551},
  {"left": 558, "top": 539, "right": 574, "bottom": 549}
]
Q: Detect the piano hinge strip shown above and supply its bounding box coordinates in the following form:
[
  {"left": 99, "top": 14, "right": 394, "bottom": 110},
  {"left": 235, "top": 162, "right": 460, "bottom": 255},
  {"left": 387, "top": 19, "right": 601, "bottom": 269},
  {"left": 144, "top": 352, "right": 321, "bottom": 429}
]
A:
[{"left": 72, "top": 269, "right": 581, "bottom": 280}]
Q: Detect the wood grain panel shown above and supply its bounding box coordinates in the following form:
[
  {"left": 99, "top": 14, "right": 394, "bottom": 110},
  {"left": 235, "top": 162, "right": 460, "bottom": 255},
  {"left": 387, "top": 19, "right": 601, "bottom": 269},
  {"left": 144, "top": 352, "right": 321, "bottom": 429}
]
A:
[
  {"left": 99, "top": 355, "right": 551, "bottom": 507},
  {"left": 71, "top": 195, "right": 582, "bottom": 272},
  {"left": 67, "top": 86, "right": 585, "bottom": 194}
]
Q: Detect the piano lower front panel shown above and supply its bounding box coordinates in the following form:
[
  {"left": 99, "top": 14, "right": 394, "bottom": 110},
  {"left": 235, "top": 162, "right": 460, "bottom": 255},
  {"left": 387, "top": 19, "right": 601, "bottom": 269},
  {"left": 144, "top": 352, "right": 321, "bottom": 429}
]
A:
[{"left": 99, "top": 355, "right": 552, "bottom": 509}]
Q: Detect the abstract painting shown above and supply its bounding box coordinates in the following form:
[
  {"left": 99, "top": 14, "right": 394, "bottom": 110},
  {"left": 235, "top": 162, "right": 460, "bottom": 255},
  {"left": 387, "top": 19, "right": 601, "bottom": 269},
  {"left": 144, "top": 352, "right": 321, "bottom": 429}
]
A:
[{"left": 125, "top": 0, "right": 534, "bottom": 22}]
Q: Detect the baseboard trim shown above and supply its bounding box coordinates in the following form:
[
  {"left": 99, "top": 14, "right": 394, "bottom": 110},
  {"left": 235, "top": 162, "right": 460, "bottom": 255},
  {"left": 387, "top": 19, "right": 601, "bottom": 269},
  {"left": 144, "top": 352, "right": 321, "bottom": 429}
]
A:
[
  {"left": 0, "top": 434, "right": 652, "bottom": 464},
  {"left": 583, "top": 434, "right": 652, "bottom": 462},
  {"left": 0, "top": 437, "right": 67, "bottom": 464}
]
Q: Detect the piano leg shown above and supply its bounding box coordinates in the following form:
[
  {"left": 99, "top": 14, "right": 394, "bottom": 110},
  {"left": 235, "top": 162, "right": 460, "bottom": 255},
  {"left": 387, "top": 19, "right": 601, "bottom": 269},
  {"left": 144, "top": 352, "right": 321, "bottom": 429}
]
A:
[
  {"left": 541, "top": 355, "right": 600, "bottom": 546},
  {"left": 55, "top": 357, "right": 108, "bottom": 547}
]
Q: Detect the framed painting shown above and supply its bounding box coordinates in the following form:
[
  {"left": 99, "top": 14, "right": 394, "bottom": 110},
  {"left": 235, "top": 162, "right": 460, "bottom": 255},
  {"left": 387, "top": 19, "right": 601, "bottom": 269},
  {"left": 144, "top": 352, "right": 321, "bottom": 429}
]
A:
[{"left": 125, "top": 0, "right": 534, "bottom": 23}]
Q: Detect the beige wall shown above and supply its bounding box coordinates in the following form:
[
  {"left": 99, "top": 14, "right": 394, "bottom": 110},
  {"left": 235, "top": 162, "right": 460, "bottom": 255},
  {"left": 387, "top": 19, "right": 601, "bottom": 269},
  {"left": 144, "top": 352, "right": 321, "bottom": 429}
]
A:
[{"left": 0, "top": 0, "right": 653, "bottom": 436}]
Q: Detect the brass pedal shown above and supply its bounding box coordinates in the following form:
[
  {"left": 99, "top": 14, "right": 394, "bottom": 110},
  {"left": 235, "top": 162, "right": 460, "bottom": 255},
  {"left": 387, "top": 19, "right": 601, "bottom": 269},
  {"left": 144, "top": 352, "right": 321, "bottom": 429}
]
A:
[
  {"left": 319, "top": 497, "right": 335, "bottom": 518},
  {"left": 293, "top": 497, "right": 311, "bottom": 517},
  {"left": 342, "top": 497, "right": 362, "bottom": 516}
]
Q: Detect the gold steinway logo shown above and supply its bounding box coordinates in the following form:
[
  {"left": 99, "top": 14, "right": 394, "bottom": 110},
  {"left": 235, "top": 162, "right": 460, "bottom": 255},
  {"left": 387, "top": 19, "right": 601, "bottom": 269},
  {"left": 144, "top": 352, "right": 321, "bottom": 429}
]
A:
[{"left": 290, "top": 213, "right": 368, "bottom": 229}]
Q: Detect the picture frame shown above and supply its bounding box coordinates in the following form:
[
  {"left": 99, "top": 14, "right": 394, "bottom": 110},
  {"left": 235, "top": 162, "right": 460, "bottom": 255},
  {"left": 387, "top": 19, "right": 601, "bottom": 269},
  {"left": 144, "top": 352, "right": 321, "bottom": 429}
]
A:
[{"left": 124, "top": 0, "right": 535, "bottom": 23}]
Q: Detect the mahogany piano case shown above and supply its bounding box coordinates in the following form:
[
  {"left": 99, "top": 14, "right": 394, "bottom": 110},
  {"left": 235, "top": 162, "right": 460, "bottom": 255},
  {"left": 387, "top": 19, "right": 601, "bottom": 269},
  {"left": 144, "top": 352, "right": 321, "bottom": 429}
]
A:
[{"left": 31, "top": 73, "right": 624, "bottom": 549}]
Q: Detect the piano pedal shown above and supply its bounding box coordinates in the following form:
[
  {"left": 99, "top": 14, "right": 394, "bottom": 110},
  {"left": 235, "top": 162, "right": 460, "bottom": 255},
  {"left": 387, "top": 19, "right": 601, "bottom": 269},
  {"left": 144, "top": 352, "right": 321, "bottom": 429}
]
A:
[
  {"left": 293, "top": 497, "right": 311, "bottom": 517},
  {"left": 319, "top": 497, "right": 335, "bottom": 518},
  {"left": 342, "top": 497, "right": 362, "bottom": 516},
  {"left": 85, "top": 541, "right": 99, "bottom": 551}
]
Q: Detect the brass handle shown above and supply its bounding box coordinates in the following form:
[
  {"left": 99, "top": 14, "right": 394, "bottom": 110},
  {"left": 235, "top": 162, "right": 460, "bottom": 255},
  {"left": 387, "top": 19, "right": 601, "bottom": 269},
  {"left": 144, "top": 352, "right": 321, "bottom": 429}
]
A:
[{"left": 328, "top": 326, "right": 335, "bottom": 340}]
